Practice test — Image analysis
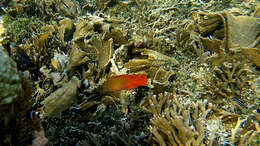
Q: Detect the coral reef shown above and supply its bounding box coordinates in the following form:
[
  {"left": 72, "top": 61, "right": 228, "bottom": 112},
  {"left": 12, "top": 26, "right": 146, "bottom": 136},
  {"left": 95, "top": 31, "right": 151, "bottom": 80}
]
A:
[
  {"left": 0, "top": 0, "right": 259, "bottom": 145},
  {"left": 142, "top": 93, "right": 211, "bottom": 145},
  {"left": 191, "top": 6, "right": 260, "bottom": 145},
  {"left": 41, "top": 76, "right": 80, "bottom": 118},
  {"left": 0, "top": 46, "right": 38, "bottom": 145},
  {"left": 0, "top": 46, "right": 22, "bottom": 105}
]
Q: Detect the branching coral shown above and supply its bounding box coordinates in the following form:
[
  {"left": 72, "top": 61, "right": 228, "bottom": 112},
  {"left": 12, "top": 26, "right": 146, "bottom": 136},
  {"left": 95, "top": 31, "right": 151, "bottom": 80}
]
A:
[
  {"left": 141, "top": 92, "right": 173, "bottom": 116},
  {"left": 205, "top": 53, "right": 258, "bottom": 114},
  {"left": 229, "top": 116, "right": 260, "bottom": 145},
  {"left": 190, "top": 7, "right": 260, "bottom": 146},
  {"left": 143, "top": 93, "right": 212, "bottom": 145}
]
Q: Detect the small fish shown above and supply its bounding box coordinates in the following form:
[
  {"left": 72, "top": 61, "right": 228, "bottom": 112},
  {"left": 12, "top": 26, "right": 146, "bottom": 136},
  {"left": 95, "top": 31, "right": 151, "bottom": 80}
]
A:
[
  {"left": 102, "top": 74, "right": 147, "bottom": 92},
  {"left": 231, "top": 97, "right": 248, "bottom": 109},
  {"left": 29, "top": 110, "right": 41, "bottom": 120},
  {"left": 11, "top": 43, "right": 32, "bottom": 64}
]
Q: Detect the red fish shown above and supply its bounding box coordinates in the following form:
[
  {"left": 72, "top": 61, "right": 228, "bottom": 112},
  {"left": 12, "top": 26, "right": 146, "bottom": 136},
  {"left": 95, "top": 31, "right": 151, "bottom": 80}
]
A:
[{"left": 102, "top": 74, "right": 147, "bottom": 92}]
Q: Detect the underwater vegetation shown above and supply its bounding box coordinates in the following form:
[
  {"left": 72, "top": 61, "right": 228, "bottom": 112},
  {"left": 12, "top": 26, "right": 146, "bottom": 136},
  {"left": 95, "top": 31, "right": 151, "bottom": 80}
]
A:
[{"left": 0, "top": 0, "right": 259, "bottom": 145}]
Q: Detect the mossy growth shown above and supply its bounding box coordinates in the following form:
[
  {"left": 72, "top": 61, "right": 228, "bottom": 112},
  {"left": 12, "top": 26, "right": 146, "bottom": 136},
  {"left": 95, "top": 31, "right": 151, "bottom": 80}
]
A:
[{"left": 2, "top": 15, "right": 41, "bottom": 42}]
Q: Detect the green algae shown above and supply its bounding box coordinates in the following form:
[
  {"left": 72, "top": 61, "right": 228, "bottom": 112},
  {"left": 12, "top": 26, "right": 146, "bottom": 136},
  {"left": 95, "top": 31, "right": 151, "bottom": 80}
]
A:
[{"left": 3, "top": 15, "right": 42, "bottom": 41}]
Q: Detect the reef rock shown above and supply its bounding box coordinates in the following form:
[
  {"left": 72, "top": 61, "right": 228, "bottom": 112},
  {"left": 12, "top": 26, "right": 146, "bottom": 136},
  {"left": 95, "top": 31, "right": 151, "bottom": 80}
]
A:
[{"left": 0, "top": 46, "right": 22, "bottom": 105}]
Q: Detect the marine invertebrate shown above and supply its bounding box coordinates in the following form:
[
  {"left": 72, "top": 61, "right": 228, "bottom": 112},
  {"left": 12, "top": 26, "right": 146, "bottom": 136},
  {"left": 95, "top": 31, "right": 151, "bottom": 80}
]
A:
[
  {"left": 0, "top": 46, "right": 38, "bottom": 145},
  {"left": 134, "top": 48, "right": 179, "bottom": 66},
  {"left": 0, "top": 18, "right": 7, "bottom": 43},
  {"left": 0, "top": 46, "right": 22, "bottom": 105},
  {"left": 144, "top": 93, "right": 210, "bottom": 146},
  {"left": 229, "top": 116, "right": 260, "bottom": 145},
  {"left": 55, "top": 0, "right": 81, "bottom": 18},
  {"left": 205, "top": 53, "right": 257, "bottom": 113},
  {"left": 2, "top": 16, "right": 31, "bottom": 40},
  {"left": 72, "top": 17, "right": 95, "bottom": 43},
  {"left": 241, "top": 48, "right": 260, "bottom": 67},
  {"left": 33, "top": 25, "right": 55, "bottom": 52},
  {"left": 69, "top": 16, "right": 117, "bottom": 72},
  {"left": 31, "top": 130, "right": 48, "bottom": 146},
  {"left": 41, "top": 76, "right": 80, "bottom": 118},
  {"left": 58, "top": 18, "right": 75, "bottom": 44},
  {"left": 193, "top": 10, "right": 260, "bottom": 52},
  {"left": 203, "top": 52, "right": 259, "bottom": 145},
  {"left": 92, "top": 37, "right": 113, "bottom": 69},
  {"left": 190, "top": 7, "right": 260, "bottom": 145},
  {"left": 51, "top": 51, "right": 68, "bottom": 71},
  {"left": 2, "top": 0, "right": 260, "bottom": 145},
  {"left": 124, "top": 59, "right": 154, "bottom": 73},
  {"left": 67, "top": 47, "right": 89, "bottom": 71},
  {"left": 141, "top": 92, "right": 173, "bottom": 116}
]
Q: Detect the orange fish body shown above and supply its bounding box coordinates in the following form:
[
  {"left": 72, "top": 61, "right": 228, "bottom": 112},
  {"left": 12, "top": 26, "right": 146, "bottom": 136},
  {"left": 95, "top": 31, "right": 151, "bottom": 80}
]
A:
[{"left": 103, "top": 74, "right": 147, "bottom": 92}]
